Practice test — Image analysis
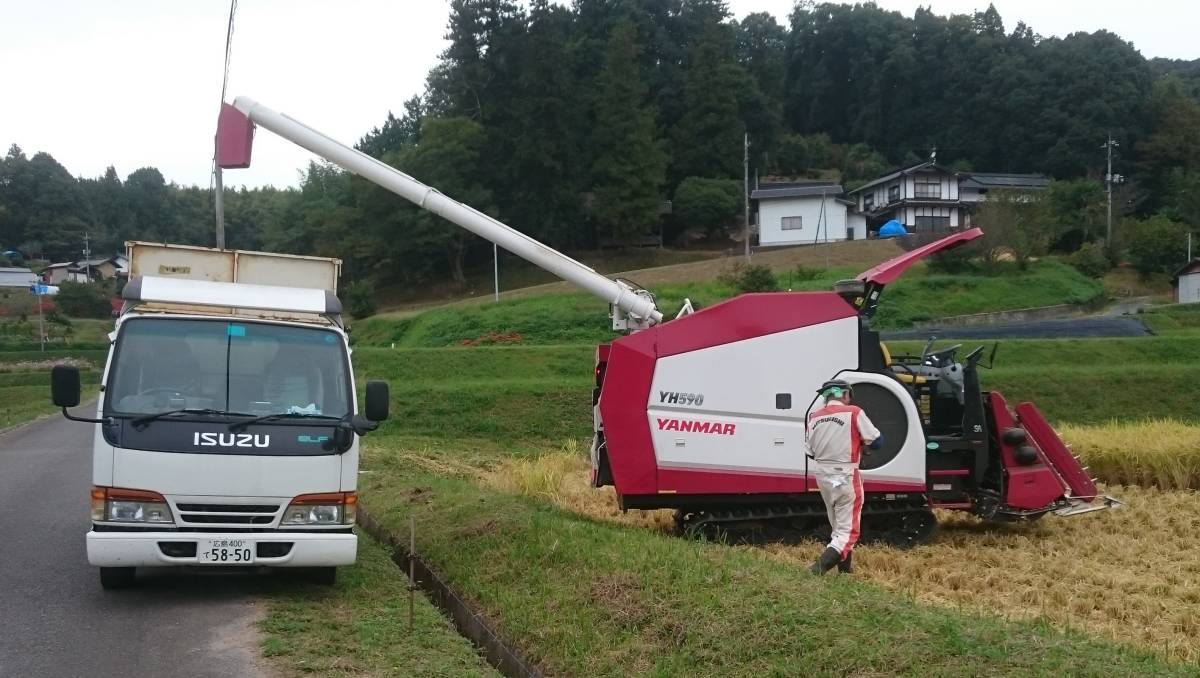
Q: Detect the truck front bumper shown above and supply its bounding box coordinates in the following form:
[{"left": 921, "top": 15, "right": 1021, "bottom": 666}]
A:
[{"left": 86, "top": 530, "right": 357, "bottom": 567}]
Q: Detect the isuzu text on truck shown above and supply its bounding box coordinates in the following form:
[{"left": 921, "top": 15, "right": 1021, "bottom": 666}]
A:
[{"left": 51, "top": 242, "right": 388, "bottom": 589}]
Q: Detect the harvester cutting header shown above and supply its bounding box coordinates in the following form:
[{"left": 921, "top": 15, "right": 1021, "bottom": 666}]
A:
[{"left": 217, "top": 98, "right": 1119, "bottom": 548}]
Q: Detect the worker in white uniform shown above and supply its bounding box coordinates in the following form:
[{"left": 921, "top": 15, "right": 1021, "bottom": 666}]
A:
[{"left": 805, "top": 379, "right": 882, "bottom": 575}]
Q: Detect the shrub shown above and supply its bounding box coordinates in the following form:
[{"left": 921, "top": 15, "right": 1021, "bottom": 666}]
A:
[
  {"left": 1127, "top": 215, "right": 1189, "bottom": 277},
  {"left": 343, "top": 279, "right": 377, "bottom": 319},
  {"left": 791, "top": 265, "right": 822, "bottom": 282},
  {"left": 673, "top": 177, "right": 742, "bottom": 236},
  {"left": 927, "top": 249, "right": 976, "bottom": 274},
  {"left": 1070, "top": 242, "right": 1112, "bottom": 278},
  {"left": 55, "top": 281, "right": 111, "bottom": 318},
  {"left": 718, "top": 263, "right": 778, "bottom": 292}
]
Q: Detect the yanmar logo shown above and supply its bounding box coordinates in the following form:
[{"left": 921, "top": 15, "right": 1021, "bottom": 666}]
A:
[
  {"left": 656, "top": 418, "right": 735, "bottom": 435},
  {"left": 193, "top": 432, "right": 271, "bottom": 448}
]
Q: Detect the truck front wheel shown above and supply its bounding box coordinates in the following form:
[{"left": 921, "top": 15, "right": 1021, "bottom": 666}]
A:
[{"left": 99, "top": 566, "right": 136, "bottom": 590}]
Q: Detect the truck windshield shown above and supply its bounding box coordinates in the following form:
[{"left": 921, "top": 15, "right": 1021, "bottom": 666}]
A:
[{"left": 106, "top": 318, "right": 351, "bottom": 419}]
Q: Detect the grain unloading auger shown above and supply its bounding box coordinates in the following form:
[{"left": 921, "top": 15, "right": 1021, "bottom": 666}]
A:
[{"left": 216, "top": 98, "right": 1120, "bottom": 549}]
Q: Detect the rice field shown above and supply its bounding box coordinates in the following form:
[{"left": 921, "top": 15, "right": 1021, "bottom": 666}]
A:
[
  {"left": 482, "top": 450, "right": 1200, "bottom": 663},
  {"left": 1060, "top": 420, "right": 1200, "bottom": 491}
]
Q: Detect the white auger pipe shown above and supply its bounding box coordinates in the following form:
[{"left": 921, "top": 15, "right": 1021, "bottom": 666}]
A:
[{"left": 231, "top": 97, "right": 663, "bottom": 325}]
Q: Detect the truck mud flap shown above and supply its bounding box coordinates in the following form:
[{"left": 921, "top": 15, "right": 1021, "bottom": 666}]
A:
[{"left": 1015, "top": 402, "right": 1098, "bottom": 501}]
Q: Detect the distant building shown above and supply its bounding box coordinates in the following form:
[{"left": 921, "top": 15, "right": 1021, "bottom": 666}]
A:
[
  {"left": 1172, "top": 259, "right": 1200, "bottom": 304},
  {"left": 848, "top": 162, "right": 1048, "bottom": 234},
  {"left": 40, "top": 254, "right": 128, "bottom": 284},
  {"left": 0, "top": 267, "right": 38, "bottom": 288},
  {"left": 41, "top": 262, "right": 75, "bottom": 285},
  {"left": 751, "top": 182, "right": 865, "bottom": 247}
]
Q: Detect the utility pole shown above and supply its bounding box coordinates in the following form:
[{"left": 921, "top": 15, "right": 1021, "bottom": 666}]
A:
[
  {"left": 743, "top": 131, "right": 751, "bottom": 260},
  {"left": 82, "top": 232, "right": 91, "bottom": 281},
  {"left": 1102, "top": 135, "right": 1123, "bottom": 244},
  {"left": 214, "top": 162, "right": 226, "bottom": 249}
]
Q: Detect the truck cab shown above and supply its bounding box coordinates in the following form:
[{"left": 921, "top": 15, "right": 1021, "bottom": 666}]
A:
[{"left": 50, "top": 242, "right": 388, "bottom": 589}]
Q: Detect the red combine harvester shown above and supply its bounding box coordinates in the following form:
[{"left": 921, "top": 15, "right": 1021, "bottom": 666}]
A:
[
  {"left": 590, "top": 231, "right": 1119, "bottom": 546},
  {"left": 216, "top": 98, "right": 1118, "bottom": 549}
]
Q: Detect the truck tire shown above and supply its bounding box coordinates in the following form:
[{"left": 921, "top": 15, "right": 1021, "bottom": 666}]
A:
[
  {"left": 309, "top": 567, "right": 337, "bottom": 586},
  {"left": 99, "top": 567, "right": 136, "bottom": 590}
]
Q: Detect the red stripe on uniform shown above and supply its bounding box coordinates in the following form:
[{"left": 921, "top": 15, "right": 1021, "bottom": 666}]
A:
[{"left": 842, "top": 469, "right": 864, "bottom": 560}]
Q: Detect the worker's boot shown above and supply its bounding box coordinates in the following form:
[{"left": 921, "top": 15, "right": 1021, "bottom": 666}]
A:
[
  {"left": 837, "top": 551, "right": 853, "bottom": 574},
  {"left": 810, "top": 547, "right": 840, "bottom": 576}
]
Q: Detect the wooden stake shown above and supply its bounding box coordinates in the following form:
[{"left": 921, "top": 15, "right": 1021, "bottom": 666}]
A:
[{"left": 409, "top": 514, "right": 415, "bottom": 632}]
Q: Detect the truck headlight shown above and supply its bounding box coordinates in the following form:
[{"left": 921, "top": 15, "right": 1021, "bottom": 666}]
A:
[
  {"left": 91, "top": 486, "right": 174, "bottom": 524},
  {"left": 282, "top": 492, "right": 357, "bottom": 525}
]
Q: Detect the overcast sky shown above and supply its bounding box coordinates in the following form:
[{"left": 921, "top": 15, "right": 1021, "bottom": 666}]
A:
[{"left": 1, "top": 0, "right": 1194, "bottom": 189}]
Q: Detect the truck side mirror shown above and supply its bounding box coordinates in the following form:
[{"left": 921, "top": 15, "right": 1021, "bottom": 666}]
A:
[
  {"left": 364, "top": 380, "right": 389, "bottom": 422},
  {"left": 51, "top": 365, "right": 81, "bottom": 408}
]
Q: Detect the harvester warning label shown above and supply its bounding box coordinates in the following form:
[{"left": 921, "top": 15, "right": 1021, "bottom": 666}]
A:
[{"left": 656, "top": 418, "right": 735, "bottom": 435}]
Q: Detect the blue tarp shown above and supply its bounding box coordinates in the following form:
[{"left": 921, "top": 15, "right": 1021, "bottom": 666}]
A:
[{"left": 878, "top": 220, "right": 908, "bottom": 238}]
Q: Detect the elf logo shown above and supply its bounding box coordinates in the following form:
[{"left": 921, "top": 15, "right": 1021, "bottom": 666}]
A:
[
  {"left": 193, "top": 432, "right": 271, "bottom": 448},
  {"left": 656, "top": 418, "right": 735, "bottom": 435}
]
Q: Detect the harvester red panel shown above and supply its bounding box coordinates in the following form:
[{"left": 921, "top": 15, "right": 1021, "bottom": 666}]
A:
[
  {"left": 216, "top": 103, "right": 254, "bottom": 169},
  {"left": 1016, "top": 402, "right": 1098, "bottom": 501},
  {"left": 986, "top": 392, "right": 1066, "bottom": 510},
  {"left": 599, "top": 292, "right": 859, "bottom": 497}
]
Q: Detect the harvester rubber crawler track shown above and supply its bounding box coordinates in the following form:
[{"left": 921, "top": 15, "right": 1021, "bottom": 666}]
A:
[{"left": 675, "top": 499, "right": 936, "bottom": 550}]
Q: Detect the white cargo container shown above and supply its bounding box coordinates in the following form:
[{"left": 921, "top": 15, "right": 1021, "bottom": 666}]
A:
[
  {"left": 126, "top": 241, "right": 341, "bottom": 291},
  {"left": 51, "top": 242, "right": 387, "bottom": 590}
]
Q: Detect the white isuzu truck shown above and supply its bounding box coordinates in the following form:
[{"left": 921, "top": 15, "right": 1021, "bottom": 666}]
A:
[{"left": 51, "top": 242, "right": 389, "bottom": 589}]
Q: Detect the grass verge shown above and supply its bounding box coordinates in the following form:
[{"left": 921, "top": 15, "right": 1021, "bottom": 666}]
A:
[
  {"left": 261, "top": 534, "right": 498, "bottom": 677},
  {"left": 352, "top": 259, "right": 1104, "bottom": 346}
]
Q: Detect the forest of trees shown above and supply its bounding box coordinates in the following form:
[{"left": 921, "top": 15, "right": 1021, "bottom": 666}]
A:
[{"left": 2, "top": 1, "right": 1198, "bottom": 288}]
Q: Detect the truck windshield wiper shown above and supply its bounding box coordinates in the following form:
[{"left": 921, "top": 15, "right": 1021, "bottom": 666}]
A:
[
  {"left": 130, "top": 408, "right": 249, "bottom": 430},
  {"left": 229, "top": 412, "right": 343, "bottom": 432}
]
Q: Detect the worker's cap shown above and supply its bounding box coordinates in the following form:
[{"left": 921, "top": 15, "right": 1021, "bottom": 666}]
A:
[{"left": 817, "top": 379, "right": 853, "bottom": 398}]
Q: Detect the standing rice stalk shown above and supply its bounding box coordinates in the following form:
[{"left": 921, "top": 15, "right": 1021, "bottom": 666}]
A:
[{"left": 1059, "top": 420, "right": 1200, "bottom": 490}]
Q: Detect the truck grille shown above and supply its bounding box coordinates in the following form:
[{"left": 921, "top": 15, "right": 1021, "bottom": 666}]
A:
[{"left": 175, "top": 502, "right": 280, "bottom": 527}]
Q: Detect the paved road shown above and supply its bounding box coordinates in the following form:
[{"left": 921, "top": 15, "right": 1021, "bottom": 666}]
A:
[
  {"left": 0, "top": 414, "right": 272, "bottom": 678},
  {"left": 882, "top": 315, "right": 1152, "bottom": 340}
]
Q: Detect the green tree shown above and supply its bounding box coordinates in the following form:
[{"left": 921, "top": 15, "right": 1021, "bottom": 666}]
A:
[
  {"left": 1127, "top": 215, "right": 1189, "bottom": 276},
  {"left": 972, "top": 190, "right": 1046, "bottom": 270},
  {"left": 1038, "top": 179, "right": 1107, "bottom": 251},
  {"left": 589, "top": 19, "right": 668, "bottom": 244},
  {"left": 357, "top": 96, "right": 425, "bottom": 159},
  {"left": 673, "top": 177, "right": 742, "bottom": 236},
  {"left": 671, "top": 23, "right": 746, "bottom": 183},
  {"left": 55, "top": 281, "right": 112, "bottom": 318},
  {"left": 387, "top": 117, "right": 496, "bottom": 287}
]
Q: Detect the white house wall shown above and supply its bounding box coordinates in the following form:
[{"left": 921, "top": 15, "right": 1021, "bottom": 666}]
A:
[
  {"left": 758, "top": 197, "right": 848, "bottom": 246},
  {"left": 1180, "top": 273, "right": 1200, "bottom": 304}
]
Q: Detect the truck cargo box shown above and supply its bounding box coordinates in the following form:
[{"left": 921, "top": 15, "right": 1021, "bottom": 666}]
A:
[{"left": 126, "top": 241, "right": 341, "bottom": 292}]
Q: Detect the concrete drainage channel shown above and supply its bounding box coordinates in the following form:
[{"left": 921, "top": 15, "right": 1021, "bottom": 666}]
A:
[{"left": 357, "top": 508, "right": 542, "bottom": 678}]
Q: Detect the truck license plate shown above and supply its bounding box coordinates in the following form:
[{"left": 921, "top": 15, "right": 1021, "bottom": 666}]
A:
[{"left": 198, "top": 538, "right": 254, "bottom": 564}]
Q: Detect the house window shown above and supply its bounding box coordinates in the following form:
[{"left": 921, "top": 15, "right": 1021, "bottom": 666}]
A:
[
  {"left": 781, "top": 216, "right": 803, "bottom": 231},
  {"left": 863, "top": 193, "right": 875, "bottom": 210},
  {"left": 914, "top": 215, "right": 951, "bottom": 231},
  {"left": 887, "top": 183, "right": 900, "bottom": 202},
  {"left": 915, "top": 176, "right": 941, "bottom": 198}
]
